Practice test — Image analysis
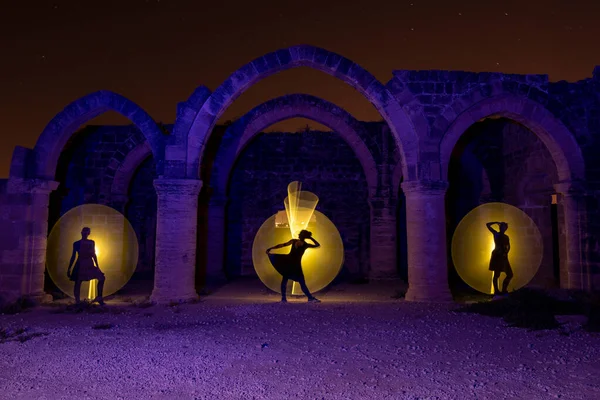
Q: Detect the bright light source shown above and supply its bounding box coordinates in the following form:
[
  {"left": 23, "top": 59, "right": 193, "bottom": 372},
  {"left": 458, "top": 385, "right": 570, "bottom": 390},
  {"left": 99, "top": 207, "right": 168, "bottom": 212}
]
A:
[
  {"left": 451, "top": 202, "right": 543, "bottom": 294},
  {"left": 253, "top": 182, "right": 344, "bottom": 295},
  {"left": 46, "top": 204, "right": 139, "bottom": 299}
]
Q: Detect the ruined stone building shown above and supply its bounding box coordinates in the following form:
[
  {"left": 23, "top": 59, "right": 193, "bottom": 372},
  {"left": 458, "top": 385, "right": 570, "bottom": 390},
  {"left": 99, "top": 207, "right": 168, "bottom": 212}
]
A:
[{"left": 1, "top": 45, "right": 599, "bottom": 303}]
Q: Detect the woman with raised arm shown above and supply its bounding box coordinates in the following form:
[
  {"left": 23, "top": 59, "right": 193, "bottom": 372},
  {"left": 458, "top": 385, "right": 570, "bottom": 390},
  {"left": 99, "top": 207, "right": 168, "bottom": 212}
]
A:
[
  {"left": 486, "top": 221, "right": 514, "bottom": 295},
  {"left": 67, "top": 227, "right": 106, "bottom": 305},
  {"left": 266, "top": 229, "right": 321, "bottom": 303}
]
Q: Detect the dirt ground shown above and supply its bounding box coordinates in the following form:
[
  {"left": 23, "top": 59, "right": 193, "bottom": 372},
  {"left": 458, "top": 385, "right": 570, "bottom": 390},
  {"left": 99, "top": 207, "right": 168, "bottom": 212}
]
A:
[{"left": 0, "top": 280, "right": 599, "bottom": 400}]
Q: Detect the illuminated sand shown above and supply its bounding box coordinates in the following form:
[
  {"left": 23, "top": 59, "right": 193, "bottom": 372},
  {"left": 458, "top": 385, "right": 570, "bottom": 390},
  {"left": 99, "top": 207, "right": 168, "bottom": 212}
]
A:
[{"left": 0, "top": 281, "right": 598, "bottom": 400}]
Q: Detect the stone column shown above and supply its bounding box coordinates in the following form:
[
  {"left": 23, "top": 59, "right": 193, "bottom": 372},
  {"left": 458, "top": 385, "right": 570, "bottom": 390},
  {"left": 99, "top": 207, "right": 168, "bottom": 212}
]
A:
[
  {"left": 0, "top": 178, "right": 58, "bottom": 302},
  {"left": 368, "top": 195, "right": 398, "bottom": 280},
  {"left": 205, "top": 194, "right": 228, "bottom": 287},
  {"left": 401, "top": 180, "right": 453, "bottom": 302},
  {"left": 151, "top": 178, "right": 202, "bottom": 303},
  {"left": 554, "top": 180, "right": 590, "bottom": 290}
]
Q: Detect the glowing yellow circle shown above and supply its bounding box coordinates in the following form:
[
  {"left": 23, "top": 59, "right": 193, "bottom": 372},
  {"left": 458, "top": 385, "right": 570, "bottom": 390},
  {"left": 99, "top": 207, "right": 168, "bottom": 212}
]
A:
[
  {"left": 46, "top": 204, "right": 139, "bottom": 299},
  {"left": 252, "top": 210, "right": 344, "bottom": 295},
  {"left": 451, "top": 202, "right": 543, "bottom": 294}
]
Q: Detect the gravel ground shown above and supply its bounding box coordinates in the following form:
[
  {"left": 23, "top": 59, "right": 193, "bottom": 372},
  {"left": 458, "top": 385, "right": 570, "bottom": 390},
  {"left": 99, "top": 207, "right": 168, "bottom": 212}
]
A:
[{"left": 0, "top": 281, "right": 599, "bottom": 400}]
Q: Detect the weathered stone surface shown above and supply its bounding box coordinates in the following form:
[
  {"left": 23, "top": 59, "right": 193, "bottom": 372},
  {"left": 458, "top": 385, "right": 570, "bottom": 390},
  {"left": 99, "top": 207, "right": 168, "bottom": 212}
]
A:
[
  {"left": 224, "top": 129, "right": 374, "bottom": 279},
  {"left": 185, "top": 45, "right": 416, "bottom": 185},
  {"left": 368, "top": 196, "right": 398, "bottom": 280},
  {"left": 205, "top": 197, "right": 228, "bottom": 286},
  {"left": 151, "top": 178, "right": 202, "bottom": 303},
  {"left": 210, "top": 94, "right": 380, "bottom": 198},
  {"left": 554, "top": 180, "right": 590, "bottom": 290},
  {"left": 0, "top": 179, "right": 58, "bottom": 299},
  {"left": 402, "top": 180, "right": 453, "bottom": 302},
  {"left": 126, "top": 157, "right": 157, "bottom": 274},
  {"left": 4, "top": 49, "right": 600, "bottom": 303}
]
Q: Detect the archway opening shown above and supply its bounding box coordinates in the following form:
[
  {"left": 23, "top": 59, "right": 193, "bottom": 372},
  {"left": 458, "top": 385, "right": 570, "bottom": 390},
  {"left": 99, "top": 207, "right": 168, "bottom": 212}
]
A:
[
  {"left": 45, "top": 111, "right": 159, "bottom": 299},
  {"left": 187, "top": 49, "right": 414, "bottom": 289},
  {"left": 445, "top": 117, "right": 561, "bottom": 299},
  {"left": 122, "top": 155, "right": 157, "bottom": 294},
  {"left": 196, "top": 123, "right": 230, "bottom": 291},
  {"left": 209, "top": 117, "right": 372, "bottom": 287}
]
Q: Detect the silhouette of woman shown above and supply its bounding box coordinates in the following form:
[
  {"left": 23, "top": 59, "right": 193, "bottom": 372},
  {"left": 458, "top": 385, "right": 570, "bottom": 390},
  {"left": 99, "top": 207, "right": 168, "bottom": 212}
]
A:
[
  {"left": 486, "top": 221, "right": 514, "bottom": 295},
  {"left": 266, "top": 230, "right": 321, "bottom": 303},
  {"left": 66, "top": 227, "right": 106, "bottom": 305}
]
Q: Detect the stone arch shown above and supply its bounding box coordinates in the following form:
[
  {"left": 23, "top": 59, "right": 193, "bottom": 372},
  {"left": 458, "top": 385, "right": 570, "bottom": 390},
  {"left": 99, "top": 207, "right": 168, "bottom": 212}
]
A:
[
  {"left": 204, "top": 94, "right": 398, "bottom": 283},
  {"left": 110, "top": 141, "right": 153, "bottom": 201},
  {"left": 184, "top": 45, "right": 417, "bottom": 180},
  {"left": 438, "top": 94, "right": 585, "bottom": 183},
  {"left": 209, "top": 94, "right": 379, "bottom": 198},
  {"left": 110, "top": 141, "right": 158, "bottom": 279},
  {"left": 439, "top": 93, "right": 588, "bottom": 292},
  {"left": 172, "top": 86, "right": 212, "bottom": 139},
  {"left": 33, "top": 90, "right": 166, "bottom": 180},
  {"left": 385, "top": 74, "right": 433, "bottom": 139}
]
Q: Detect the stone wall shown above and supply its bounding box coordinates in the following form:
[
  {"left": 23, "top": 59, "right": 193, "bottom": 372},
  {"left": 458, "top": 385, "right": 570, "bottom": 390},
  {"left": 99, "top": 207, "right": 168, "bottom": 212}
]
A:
[
  {"left": 47, "top": 124, "right": 159, "bottom": 277},
  {"left": 126, "top": 156, "right": 157, "bottom": 275},
  {"left": 548, "top": 72, "right": 600, "bottom": 288},
  {"left": 387, "top": 70, "right": 550, "bottom": 127},
  {"left": 225, "top": 129, "right": 373, "bottom": 279},
  {"left": 500, "top": 121, "right": 559, "bottom": 288},
  {"left": 446, "top": 118, "right": 560, "bottom": 290},
  {"left": 0, "top": 180, "right": 32, "bottom": 301},
  {"left": 0, "top": 180, "right": 19, "bottom": 300}
]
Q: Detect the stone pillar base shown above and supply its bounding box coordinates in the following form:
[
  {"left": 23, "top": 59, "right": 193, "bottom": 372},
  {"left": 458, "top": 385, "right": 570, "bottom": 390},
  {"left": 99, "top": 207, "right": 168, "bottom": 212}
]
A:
[
  {"left": 29, "top": 293, "right": 54, "bottom": 304},
  {"left": 150, "top": 290, "right": 199, "bottom": 305},
  {"left": 0, "top": 292, "right": 52, "bottom": 308},
  {"left": 405, "top": 283, "right": 453, "bottom": 303},
  {"left": 565, "top": 272, "right": 589, "bottom": 291}
]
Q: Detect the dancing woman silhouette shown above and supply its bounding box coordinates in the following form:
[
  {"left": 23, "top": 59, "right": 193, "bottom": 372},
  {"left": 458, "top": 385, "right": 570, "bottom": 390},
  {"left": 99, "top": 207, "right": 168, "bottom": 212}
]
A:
[
  {"left": 67, "top": 227, "right": 106, "bottom": 305},
  {"left": 486, "top": 221, "right": 514, "bottom": 295},
  {"left": 266, "top": 229, "right": 321, "bottom": 303}
]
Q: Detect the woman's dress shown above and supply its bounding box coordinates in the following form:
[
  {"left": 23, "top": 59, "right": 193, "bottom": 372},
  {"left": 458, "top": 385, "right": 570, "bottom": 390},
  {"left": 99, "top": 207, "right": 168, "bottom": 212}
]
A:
[
  {"left": 69, "top": 240, "right": 105, "bottom": 282},
  {"left": 488, "top": 233, "right": 512, "bottom": 273},
  {"left": 268, "top": 239, "right": 309, "bottom": 281}
]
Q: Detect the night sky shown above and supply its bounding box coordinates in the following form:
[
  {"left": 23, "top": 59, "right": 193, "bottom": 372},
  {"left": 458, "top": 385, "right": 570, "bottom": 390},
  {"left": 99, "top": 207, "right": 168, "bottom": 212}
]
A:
[{"left": 1, "top": 0, "right": 599, "bottom": 177}]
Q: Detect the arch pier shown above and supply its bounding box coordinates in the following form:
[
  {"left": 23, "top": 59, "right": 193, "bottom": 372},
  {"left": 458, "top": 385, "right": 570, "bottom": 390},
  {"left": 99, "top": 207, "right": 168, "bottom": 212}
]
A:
[{"left": 151, "top": 178, "right": 203, "bottom": 303}]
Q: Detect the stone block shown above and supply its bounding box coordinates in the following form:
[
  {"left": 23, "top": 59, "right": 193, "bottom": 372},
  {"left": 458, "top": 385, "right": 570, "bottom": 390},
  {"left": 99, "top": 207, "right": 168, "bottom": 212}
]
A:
[
  {"left": 252, "top": 56, "right": 269, "bottom": 74},
  {"left": 314, "top": 47, "right": 328, "bottom": 64},
  {"left": 325, "top": 53, "right": 341, "bottom": 70},
  {"left": 348, "top": 64, "right": 375, "bottom": 91}
]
